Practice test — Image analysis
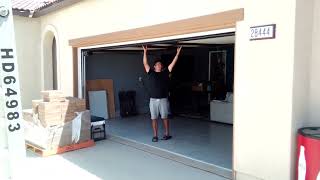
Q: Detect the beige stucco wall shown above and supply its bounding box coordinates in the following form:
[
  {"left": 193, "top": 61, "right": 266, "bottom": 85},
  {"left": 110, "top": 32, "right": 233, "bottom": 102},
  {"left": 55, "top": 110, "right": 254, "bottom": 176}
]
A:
[
  {"left": 39, "top": 0, "right": 243, "bottom": 96},
  {"left": 309, "top": 0, "right": 320, "bottom": 127},
  {"left": 233, "top": 0, "right": 316, "bottom": 179},
  {"left": 234, "top": 2, "right": 295, "bottom": 180},
  {"left": 291, "top": 0, "right": 314, "bottom": 179},
  {"left": 10, "top": 0, "right": 316, "bottom": 179},
  {"left": 13, "top": 16, "right": 42, "bottom": 109}
]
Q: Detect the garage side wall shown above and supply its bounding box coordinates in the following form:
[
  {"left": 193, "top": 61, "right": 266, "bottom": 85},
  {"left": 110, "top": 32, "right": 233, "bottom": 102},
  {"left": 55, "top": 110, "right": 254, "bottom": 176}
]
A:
[
  {"left": 233, "top": 0, "right": 297, "bottom": 179},
  {"left": 291, "top": 0, "right": 314, "bottom": 179}
]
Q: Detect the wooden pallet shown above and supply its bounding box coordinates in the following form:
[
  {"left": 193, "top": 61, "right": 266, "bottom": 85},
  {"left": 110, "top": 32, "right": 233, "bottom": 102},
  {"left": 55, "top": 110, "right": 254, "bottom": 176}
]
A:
[{"left": 26, "top": 140, "right": 95, "bottom": 157}]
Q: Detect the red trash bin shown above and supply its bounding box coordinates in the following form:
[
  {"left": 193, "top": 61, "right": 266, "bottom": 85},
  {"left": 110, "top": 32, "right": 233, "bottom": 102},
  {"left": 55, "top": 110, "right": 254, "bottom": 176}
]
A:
[{"left": 296, "top": 127, "right": 320, "bottom": 180}]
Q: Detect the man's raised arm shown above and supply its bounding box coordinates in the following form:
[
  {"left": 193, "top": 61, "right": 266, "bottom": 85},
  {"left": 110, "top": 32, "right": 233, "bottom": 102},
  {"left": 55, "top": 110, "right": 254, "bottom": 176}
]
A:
[
  {"left": 143, "top": 45, "right": 150, "bottom": 73},
  {"left": 168, "top": 46, "right": 182, "bottom": 72}
]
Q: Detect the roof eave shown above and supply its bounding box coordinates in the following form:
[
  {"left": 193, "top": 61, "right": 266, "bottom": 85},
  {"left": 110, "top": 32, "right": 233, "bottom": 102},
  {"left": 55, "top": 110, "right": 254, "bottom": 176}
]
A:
[{"left": 13, "top": 0, "right": 82, "bottom": 18}]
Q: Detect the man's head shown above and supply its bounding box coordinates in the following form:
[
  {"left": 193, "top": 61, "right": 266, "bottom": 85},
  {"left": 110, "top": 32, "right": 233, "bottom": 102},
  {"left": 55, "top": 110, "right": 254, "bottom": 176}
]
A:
[{"left": 153, "top": 60, "right": 163, "bottom": 72}]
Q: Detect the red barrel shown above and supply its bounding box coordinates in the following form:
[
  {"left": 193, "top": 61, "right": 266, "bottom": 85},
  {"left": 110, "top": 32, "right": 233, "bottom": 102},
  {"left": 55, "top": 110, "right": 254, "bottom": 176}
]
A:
[{"left": 296, "top": 127, "right": 320, "bottom": 180}]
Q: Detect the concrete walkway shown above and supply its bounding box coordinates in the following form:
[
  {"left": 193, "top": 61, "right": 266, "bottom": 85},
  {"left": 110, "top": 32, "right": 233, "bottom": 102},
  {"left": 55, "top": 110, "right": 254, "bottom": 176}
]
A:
[{"left": 23, "top": 140, "right": 228, "bottom": 180}]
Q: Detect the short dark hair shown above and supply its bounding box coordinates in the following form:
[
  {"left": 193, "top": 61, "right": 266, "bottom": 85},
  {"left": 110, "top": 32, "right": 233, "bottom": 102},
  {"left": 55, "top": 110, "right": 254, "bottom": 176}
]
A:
[{"left": 153, "top": 60, "right": 163, "bottom": 66}]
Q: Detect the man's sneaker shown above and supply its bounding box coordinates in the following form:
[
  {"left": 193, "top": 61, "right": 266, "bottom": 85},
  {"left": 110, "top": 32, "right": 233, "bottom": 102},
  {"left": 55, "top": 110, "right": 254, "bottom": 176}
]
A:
[
  {"left": 161, "top": 135, "right": 172, "bottom": 140},
  {"left": 152, "top": 136, "right": 158, "bottom": 142}
]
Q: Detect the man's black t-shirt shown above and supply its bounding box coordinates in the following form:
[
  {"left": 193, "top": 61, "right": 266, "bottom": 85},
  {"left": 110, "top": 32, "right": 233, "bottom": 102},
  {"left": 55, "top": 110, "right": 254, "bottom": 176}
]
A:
[{"left": 147, "top": 68, "right": 169, "bottom": 98}]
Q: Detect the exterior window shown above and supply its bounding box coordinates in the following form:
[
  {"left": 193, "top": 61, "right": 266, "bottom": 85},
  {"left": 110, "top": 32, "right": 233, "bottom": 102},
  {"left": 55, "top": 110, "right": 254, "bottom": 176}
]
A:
[{"left": 52, "top": 37, "right": 57, "bottom": 90}]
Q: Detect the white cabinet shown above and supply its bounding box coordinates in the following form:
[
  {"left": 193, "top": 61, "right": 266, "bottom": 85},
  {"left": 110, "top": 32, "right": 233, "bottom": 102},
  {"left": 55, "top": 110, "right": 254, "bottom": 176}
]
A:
[{"left": 210, "top": 100, "right": 233, "bottom": 124}]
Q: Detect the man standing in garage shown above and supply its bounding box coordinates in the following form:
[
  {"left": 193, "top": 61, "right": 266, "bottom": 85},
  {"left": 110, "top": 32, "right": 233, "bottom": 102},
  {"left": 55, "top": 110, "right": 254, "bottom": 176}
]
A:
[{"left": 143, "top": 45, "right": 182, "bottom": 142}]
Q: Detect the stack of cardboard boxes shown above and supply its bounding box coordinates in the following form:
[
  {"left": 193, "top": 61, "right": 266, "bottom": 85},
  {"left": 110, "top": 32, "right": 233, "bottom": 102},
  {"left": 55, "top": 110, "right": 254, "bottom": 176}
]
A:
[
  {"left": 23, "top": 90, "right": 91, "bottom": 150},
  {"left": 32, "top": 91, "right": 86, "bottom": 127}
]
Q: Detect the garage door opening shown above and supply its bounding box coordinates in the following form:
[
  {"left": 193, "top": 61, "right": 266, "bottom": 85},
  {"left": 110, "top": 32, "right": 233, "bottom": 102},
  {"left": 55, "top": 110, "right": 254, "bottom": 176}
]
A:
[{"left": 80, "top": 33, "right": 235, "bottom": 178}]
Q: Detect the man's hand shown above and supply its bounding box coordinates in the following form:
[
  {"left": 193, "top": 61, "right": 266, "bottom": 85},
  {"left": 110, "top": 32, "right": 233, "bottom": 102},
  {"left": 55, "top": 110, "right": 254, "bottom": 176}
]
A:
[
  {"left": 143, "top": 45, "right": 148, "bottom": 53},
  {"left": 177, "top": 46, "right": 182, "bottom": 54}
]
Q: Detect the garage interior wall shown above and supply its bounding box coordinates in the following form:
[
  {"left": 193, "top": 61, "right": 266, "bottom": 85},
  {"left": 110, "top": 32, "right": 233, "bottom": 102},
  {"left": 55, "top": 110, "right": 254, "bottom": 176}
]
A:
[
  {"left": 85, "top": 45, "right": 234, "bottom": 116},
  {"left": 13, "top": 16, "right": 42, "bottom": 109},
  {"left": 86, "top": 52, "right": 152, "bottom": 115}
]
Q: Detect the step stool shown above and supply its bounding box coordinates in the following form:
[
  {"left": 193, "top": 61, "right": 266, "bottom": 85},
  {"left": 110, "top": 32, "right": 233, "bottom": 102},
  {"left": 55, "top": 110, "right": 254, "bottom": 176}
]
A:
[{"left": 91, "top": 115, "right": 106, "bottom": 141}]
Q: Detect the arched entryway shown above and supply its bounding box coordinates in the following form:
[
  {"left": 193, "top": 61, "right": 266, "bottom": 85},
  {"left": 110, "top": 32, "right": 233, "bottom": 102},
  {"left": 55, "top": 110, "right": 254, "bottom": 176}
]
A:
[{"left": 42, "top": 26, "right": 59, "bottom": 90}]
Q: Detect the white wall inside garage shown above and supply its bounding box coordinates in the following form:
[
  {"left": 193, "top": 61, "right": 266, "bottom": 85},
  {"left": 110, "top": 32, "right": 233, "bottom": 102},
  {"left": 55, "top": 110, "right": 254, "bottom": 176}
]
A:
[{"left": 13, "top": 16, "right": 42, "bottom": 109}]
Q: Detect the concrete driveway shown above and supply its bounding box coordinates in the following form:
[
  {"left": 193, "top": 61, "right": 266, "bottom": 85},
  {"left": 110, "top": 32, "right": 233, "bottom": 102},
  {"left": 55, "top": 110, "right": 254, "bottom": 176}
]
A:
[{"left": 23, "top": 140, "right": 228, "bottom": 180}]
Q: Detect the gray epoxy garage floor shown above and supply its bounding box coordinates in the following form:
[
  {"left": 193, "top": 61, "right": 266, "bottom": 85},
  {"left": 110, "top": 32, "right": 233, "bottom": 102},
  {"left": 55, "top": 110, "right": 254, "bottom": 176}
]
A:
[
  {"left": 24, "top": 140, "right": 228, "bottom": 180},
  {"left": 108, "top": 114, "right": 233, "bottom": 169}
]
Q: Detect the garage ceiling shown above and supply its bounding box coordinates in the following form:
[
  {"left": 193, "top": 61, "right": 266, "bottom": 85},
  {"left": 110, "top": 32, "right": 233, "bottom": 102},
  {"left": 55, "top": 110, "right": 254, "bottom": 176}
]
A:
[{"left": 90, "top": 35, "right": 235, "bottom": 51}]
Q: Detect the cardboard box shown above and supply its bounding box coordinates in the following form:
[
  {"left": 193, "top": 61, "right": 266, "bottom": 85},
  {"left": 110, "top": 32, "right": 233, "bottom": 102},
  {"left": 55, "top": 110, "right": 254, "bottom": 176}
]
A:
[
  {"left": 43, "top": 97, "right": 66, "bottom": 102},
  {"left": 41, "top": 90, "right": 65, "bottom": 102},
  {"left": 37, "top": 97, "right": 86, "bottom": 126},
  {"left": 32, "top": 100, "right": 42, "bottom": 114},
  {"left": 66, "top": 97, "right": 86, "bottom": 112},
  {"left": 22, "top": 109, "right": 33, "bottom": 122},
  {"left": 41, "top": 90, "right": 64, "bottom": 97},
  {"left": 192, "top": 83, "right": 204, "bottom": 92},
  {"left": 24, "top": 110, "right": 91, "bottom": 150}
]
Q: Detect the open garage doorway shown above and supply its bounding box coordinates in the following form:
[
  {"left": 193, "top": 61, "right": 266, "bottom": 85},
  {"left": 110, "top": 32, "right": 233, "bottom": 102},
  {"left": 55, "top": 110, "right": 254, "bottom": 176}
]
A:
[{"left": 78, "top": 32, "right": 235, "bottom": 178}]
